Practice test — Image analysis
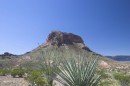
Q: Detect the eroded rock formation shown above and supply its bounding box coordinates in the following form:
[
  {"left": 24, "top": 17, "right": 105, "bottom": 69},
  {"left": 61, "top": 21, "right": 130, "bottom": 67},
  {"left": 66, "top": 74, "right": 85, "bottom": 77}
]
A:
[{"left": 41, "top": 31, "right": 91, "bottom": 51}]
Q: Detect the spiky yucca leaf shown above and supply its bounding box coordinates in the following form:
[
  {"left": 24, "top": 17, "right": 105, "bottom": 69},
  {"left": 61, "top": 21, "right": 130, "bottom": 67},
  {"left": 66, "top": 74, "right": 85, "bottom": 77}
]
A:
[{"left": 55, "top": 55, "right": 101, "bottom": 86}]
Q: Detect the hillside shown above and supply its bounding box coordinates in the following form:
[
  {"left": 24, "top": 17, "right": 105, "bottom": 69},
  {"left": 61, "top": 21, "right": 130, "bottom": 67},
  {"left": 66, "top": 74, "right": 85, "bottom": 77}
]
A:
[
  {"left": 0, "top": 52, "right": 19, "bottom": 68},
  {"left": 16, "top": 31, "right": 130, "bottom": 69}
]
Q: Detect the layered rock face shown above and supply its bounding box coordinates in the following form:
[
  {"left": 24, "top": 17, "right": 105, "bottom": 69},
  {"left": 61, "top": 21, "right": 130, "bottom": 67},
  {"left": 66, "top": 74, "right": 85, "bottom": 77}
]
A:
[{"left": 41, "top": 31, "right": 91, "bottom": 51}]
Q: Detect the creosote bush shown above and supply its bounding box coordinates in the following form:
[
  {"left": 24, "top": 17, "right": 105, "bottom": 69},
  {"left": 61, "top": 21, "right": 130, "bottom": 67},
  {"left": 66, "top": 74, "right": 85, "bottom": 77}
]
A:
[
  {"left": 24, "top": 69, "right": 51, "bottom": 86},
  {"left": 98, "top": 80, "right": 113, "bottom": 86},
  {"left": 0, "top": 68, "right": 10, "bottom": 76},
  {"left": 113, "top": 72, "right": 130, "bottom": 86},
  {"left": 11, "top": 68, "right": 25, "bottom": 78}
]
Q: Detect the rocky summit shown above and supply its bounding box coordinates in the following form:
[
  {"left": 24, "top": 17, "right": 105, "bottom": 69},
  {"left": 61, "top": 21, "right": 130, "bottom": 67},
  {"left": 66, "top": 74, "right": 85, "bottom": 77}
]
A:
[{"left": 41, "top": 31, "right": 91, "bottom": 51}]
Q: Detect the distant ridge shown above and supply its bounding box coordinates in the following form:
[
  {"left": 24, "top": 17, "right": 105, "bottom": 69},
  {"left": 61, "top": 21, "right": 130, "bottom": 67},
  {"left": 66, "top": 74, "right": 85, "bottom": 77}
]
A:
[
  {"left": 106, "top": 55, "right": 130, "bottom": 61},
  {"left": 0, "top": 52, "right": 18, "bottom": 59}
]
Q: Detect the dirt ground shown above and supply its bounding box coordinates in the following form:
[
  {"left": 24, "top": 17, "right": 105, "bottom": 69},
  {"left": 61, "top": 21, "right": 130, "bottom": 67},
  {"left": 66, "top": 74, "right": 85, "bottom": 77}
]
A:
[
  {"left": 0, "top": 75, "right": 63, "bottom": 86},
  {"left": 0, "top": 75, "right": 29, "bottom": 86}
]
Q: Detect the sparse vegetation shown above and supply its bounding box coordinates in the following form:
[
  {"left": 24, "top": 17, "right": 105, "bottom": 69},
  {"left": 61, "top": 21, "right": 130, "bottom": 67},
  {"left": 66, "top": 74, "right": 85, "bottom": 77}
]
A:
[
  {"left": 98, "top": 80, "right": 113, "bottom": 86},
  {"left": 11, "top": 68, "right": 25, "bottom": 78},
  {"left": 22, "top": 48, "right": 102, "bottom": 86},
  {"left": 24, "top": 69, "right": 51, "bottom": 86},
  {"left": 0, "top": 68, "right": 10, "bottom": 76},
  {"left": 113, "top": 72, "right": 130, "bottom": 86},
  {"left": 18, "top": 48, "right": 130, "bottom": 86}
]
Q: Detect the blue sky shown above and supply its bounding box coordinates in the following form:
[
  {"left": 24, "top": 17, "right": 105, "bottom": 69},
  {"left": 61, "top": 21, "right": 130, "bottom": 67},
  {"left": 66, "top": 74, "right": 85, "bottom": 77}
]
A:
[{"left": 0, "top": 0, "right": 130, "bottom": 55}]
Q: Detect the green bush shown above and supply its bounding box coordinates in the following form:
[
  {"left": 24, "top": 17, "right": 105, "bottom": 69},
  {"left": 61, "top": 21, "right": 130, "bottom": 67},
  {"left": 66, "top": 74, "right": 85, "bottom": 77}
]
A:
[
  {"left": 24, "top": 69, "right": 51, "bottom": 86},
  {"left": 98, "top": 80, "right": 113, "bottom": 86},
  {"left": 11, "top": 68, "right": 25, "bottom": 78},
  {"left": 35, "top": 77, "right": 50, "bottom": 86},
  {"left": 0, "top": 68, "right": 10, "bottom": 76},
  {"left": 113, "top": 72, "right": 130, "bottom": 86}
]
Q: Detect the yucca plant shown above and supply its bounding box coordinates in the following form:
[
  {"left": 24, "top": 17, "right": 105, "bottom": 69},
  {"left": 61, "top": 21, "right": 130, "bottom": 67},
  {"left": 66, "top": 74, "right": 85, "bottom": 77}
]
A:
[{"left": 55, "top": 55, "right": 101, "bottom": 86}]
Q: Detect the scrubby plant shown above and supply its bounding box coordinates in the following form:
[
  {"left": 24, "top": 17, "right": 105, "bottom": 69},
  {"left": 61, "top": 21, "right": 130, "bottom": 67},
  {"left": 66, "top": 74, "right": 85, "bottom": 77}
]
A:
[
  {"left": 24, "top": 69, "right": 51, "bottom": 86},
  {"left": 11, "top": 68, "right": 25, "bottom": 78},
  {"left": 113, "top": 72, "right": 130, "bottom": 86},
  {"left": 35, "top": 77, "right": 51, "bottom": 86},
  {"left": 0, "top": 68, "right": 10, "bottom": 76},
  {"left": 98, "top": 80, "right": 113, "bottom": 86}
]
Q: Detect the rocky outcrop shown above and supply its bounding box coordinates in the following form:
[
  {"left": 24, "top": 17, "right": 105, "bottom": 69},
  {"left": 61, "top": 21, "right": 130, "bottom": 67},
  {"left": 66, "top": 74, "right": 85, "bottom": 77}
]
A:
[
  {"left": 41, "top": 31, "right": 91, "bottom": 51},
  {"left": 99, "top": 60, "right": 111, "bottom": 68}
]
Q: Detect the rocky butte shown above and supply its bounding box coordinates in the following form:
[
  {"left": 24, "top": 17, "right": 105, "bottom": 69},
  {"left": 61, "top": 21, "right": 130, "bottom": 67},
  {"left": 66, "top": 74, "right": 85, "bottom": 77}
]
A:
[
  {"left": 18, "top": 30, "right": 122, "bottom": 69},
  {"left": 40, "top": 31, "right": 91, "bottom": 52}
]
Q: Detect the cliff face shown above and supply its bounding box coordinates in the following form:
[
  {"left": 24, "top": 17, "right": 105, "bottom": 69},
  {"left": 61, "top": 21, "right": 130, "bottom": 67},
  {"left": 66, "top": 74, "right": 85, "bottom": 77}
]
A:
[
  {"left": 47, "top": 31, "right": 83, "bottom": 44},
  {"left": 41, "top": 31, "right": 91, "bottom": 51}
]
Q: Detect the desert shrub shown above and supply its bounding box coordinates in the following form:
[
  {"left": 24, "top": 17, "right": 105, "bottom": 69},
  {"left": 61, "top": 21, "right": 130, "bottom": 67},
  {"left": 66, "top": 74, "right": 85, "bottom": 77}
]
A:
[
  {"left": 24, "top": 69, "right": 43, "bottom": 81},
  {"left": 11, "top": 68, "right": 25, "bottom": 78},
  {"left": 0, "top": 69, "right": 6, "bottom": 76},
  {"left": 113, "top": 72, "right": 130, "bottom": 86},
  {"left": 24, "top": 69, "right": 51, "bottom": 86},
  {"left": 35, "top": 77, "right": 51, "bottom": 86},
  {"left": 0, "top": 68, "right": 10, "bottom": 76},
  {"left": 98, "top": 80, "right": 113, "bottom": 86}
]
